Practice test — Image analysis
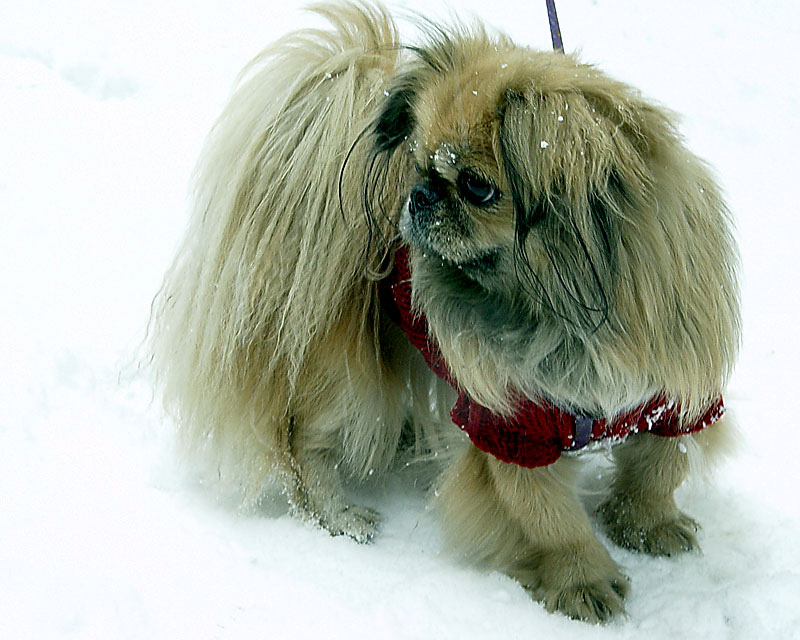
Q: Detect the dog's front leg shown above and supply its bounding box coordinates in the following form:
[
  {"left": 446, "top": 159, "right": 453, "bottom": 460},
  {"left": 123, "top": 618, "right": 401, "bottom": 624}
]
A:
[
  {"left": 438, "top": 447, "right": 628, "bottom": 623},
  {"left": 597, "top": 431, "right": 698, "bottom": 555}
]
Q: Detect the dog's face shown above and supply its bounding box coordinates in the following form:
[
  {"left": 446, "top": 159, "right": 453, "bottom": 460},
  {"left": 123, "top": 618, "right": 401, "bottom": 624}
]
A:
[
  {"left": 381, "top": 52, "right": 520, "bottom": 288},
  {"left": 400, "top": 133, "right": 511, "bottom": 275},
  {"left": 396, "top": 59, "right": 517, "bottom": 278}
]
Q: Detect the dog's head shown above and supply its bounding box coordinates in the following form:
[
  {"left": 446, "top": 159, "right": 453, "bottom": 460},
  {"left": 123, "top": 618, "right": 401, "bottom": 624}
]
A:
[{"left": 372, "top": 29, "right": 681, "bottom": 332}]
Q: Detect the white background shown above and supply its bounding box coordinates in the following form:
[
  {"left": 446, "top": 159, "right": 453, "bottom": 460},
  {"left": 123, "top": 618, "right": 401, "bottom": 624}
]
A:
[{"left": 1, "top": 1, "right": 799, "bottom": 638}]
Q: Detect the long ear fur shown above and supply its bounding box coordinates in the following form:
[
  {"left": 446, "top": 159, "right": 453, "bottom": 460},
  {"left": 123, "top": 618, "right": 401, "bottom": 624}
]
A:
[
  {"left": 498, "top": 89, "right": 621, "bottom": 331},
  {"left": 497, "top": 64, "right": 740, "bottom": 419}
]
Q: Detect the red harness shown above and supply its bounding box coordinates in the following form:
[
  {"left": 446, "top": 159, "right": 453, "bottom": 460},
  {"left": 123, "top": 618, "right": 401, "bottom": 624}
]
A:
[{"left": 380, "top": 246, "right": 724, "bottom": 468}]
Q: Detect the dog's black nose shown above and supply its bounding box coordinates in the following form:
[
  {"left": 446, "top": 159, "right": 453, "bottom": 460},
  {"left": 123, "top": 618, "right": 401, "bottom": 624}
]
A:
[{"left": 409, "top": 182, "right": 443, "bottom": 214}]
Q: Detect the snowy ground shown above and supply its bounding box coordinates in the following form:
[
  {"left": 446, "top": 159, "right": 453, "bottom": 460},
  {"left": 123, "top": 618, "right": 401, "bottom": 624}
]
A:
[{"left": 2, "top": 1, "right": 800, "bottom": 638}]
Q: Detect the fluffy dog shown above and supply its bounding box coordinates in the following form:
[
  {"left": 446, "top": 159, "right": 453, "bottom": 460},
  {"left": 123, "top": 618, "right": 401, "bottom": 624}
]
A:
[{"left": 150, "top": 1, "right": 740, "bottom": 623}]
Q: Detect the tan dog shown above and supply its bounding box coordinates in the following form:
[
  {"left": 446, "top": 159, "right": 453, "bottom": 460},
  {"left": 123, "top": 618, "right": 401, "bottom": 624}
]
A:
[{"left": 150, "top": 1, "right": 740, "bottom": 623}]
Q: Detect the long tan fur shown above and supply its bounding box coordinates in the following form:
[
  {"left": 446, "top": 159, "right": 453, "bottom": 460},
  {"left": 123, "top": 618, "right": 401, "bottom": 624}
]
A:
[
  {"left": 150, "top": 1, "right": 740, "bottom": 623},
  {"left": 150, "top": 2, "right": 413, "bottom": 505}
]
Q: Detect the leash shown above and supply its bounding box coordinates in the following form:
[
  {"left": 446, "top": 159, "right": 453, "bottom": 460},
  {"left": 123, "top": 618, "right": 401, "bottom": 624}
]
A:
[{"left": 545, "top": 0, "right": 564, "bottom": 53}]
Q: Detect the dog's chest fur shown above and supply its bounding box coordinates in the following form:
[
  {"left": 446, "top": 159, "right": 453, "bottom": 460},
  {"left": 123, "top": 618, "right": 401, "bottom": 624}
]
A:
[{"left": 406, "top": 249, "right": 657, "bottom": 419}]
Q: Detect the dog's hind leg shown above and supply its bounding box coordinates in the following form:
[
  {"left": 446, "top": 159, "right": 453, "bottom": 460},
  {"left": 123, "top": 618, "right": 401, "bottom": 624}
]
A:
[
  {"left": 284, "top": 413, "right": 382, "bottom": 544},
  {"left": 597, "top": 431, "right": 699, "bottom": 556},
  {"left": 438, "top": 447, "right": 629, "bottom": 623}
]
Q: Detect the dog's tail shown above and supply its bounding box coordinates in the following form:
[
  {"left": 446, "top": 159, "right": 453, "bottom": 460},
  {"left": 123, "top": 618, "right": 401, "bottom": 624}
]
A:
[{"left": 149, "top": 2, "right": 404, "bottom": 499}]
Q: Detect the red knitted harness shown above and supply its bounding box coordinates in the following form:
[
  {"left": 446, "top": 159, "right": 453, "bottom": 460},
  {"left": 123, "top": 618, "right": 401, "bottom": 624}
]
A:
[{"left": 380, "top": 246, "right": 724, "bottom": 468}]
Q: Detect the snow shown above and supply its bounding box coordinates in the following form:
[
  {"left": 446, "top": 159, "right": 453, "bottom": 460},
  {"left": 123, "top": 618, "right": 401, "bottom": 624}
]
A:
[{"left": 2, "top": 0, "right": 800, "bottom": 638}]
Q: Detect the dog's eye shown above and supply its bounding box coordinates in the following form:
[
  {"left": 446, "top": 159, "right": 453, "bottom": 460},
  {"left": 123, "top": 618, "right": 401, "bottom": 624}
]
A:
[{"left": 457, "top": 171, "right": 499, "bottom": 206}]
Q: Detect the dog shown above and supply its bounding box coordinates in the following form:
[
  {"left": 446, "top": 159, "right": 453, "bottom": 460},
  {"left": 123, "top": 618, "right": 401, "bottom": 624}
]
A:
[{"left": 149, "top": 1, "right": 740, "bottom": 623}]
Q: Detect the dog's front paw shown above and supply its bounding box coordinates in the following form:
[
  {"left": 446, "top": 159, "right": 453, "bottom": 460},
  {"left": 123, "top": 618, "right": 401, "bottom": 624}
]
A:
[
  {"left": 515, "top": 546, "right": 629, "bottom": 624},
  {"left": 543, "top": 578, "right": 629, "bottom": 624},
  {"left": 598, "top": 496, "right": 699, "bottom": 556}
]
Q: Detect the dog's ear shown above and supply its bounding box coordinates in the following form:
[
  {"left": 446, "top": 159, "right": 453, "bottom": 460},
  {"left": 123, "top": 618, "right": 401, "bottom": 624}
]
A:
[
  {"left": 373, "top": 25, "right": 472, "bottom": 154},
  {"left": 497, "top": 90, "right": 547, "bottom": 241},
  {"left": 497, "top": 88, "right": 625, "bottom": 328},
  {"left": 373, "top": 32, "right": 462, "bottom": 154},
  {"left": 373, "top": 71, "right": 420, "bottom": 153},
  {"left": 497, "top": 88, "right": 629, "bottom": 245}
]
